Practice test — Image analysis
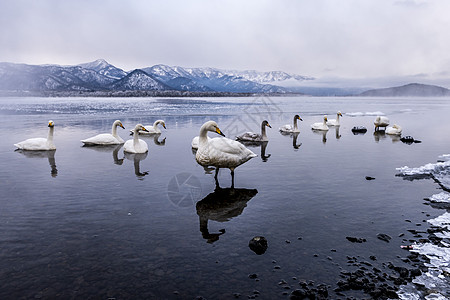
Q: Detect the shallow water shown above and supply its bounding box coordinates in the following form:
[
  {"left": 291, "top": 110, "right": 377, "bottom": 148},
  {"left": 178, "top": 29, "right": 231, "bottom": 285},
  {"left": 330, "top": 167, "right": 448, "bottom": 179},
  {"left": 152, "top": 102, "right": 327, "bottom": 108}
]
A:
[{"left": 1, "top": 96, "right": 449, "bottom": 299}]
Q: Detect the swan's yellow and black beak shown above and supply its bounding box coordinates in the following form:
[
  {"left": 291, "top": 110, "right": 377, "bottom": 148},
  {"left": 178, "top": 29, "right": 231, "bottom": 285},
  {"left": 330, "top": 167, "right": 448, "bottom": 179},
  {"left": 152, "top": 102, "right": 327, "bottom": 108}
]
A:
[
  {"left": 119, "top": 123, "right": 125, "bottom": 129},
  {"left": 338, "top": 112, "right": 343, "bottom": 117},
  {"left": 141, "top": 126, "right": 149, "bottom": 132},
  {"left": 267, "top": 123, "right": 272, "bottom": 128},
  {"left": 297, "top": 115, "right": 303, "bottom": 121},
  {"left": 48, "top": 121, "right": 54, "bottom": 127},
  {"left": 162, "top": 123, "right": 166, "bottom": 129},
  {"left": 324, "top": 117, "right": 328, "bottom": 121},
  {"left": 216, "top": 127, "right": 225, "bottom": 137}
]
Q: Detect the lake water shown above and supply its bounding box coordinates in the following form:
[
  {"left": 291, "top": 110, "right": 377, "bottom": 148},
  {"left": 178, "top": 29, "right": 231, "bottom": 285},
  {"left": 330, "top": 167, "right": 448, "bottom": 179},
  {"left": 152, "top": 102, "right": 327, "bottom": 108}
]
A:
[{"left": 0, "top": 96, "right": 449, "bottom": 299}]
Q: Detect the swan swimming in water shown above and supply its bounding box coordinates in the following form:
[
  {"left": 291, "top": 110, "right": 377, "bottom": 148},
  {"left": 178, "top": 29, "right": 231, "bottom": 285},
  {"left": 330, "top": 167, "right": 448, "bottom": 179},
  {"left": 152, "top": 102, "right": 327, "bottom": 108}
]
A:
[
  {"left": 374, "top": 116, "right": 390, "bottom": 131},
  {"left": 236, "top": 120, "right": 271, "bottom": 142},
  {"left": 195, "top": 121, "right": 257, "bottom": 188},
  {"left": 279, "top": 115, "right": 302, "bottom": 133},
  {"left": 311, "top": 116, "right": 329, "bottom": 131},
  {"left": 124, "top": 124, "right": 149, "bottom": 153},
  {"left": 132, "top": 120, "right": 166, "bottom": 135},
  {"left": 14, "top": 120, "right": 56, "bottom": 151},
  {"left": 386, "top": 124, "right": 402, "bottom": 135},
  {"left": 81, "top": 120, "right": 125, "bottom": 145},
  {"left": 326, "top": 111, "right": 343, "bottom": 126}
]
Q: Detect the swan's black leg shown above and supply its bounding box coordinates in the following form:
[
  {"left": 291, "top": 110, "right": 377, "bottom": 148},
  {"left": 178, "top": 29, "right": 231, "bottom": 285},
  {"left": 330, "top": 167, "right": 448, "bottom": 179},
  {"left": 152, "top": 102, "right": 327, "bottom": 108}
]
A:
[
  {"left": 230, "top": 169, "right": 235, "bottom": 189},
  {"left": 214, "top": 168, "right": 220, "bottom": 189}
]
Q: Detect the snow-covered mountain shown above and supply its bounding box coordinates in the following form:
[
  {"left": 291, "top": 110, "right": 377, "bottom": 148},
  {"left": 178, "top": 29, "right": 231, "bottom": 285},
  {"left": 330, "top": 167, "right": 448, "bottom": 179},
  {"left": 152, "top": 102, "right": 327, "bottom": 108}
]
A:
[
  {"left": 0, "top": 59, "right": 312, "bottom": 94},
  {"left": 78, "top": 59, "right": 127, "bottom": 80},
  {"left": 110, "top": 69, "right": 169, "bottom": 91},
  {"left": 141, "top": 64, "right": 306, "bottom": 93}
]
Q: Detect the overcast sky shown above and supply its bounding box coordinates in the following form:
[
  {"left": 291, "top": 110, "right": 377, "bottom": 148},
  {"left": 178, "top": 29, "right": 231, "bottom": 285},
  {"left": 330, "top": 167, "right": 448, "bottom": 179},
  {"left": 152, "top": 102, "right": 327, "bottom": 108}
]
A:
[{"left": 1, "top": 0, "right": 450, "bottom": 84}]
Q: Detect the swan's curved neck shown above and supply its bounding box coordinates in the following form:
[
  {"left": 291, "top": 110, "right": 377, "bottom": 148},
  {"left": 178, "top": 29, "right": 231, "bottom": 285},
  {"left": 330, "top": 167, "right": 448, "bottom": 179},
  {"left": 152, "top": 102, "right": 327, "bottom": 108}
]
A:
[
  {"left": 199, "top": 124, "right": 210, "bottom": 146},
  {"left": 261, "top": 123, "right": 267, "bottom": 139},
  {"left": 47, "top": 126, "right": 54, "bottom": 142},
  {"left": 153, "top": 121, "right": 159, "bottom": 130},
  {"left": 133, "top": 128, "right": 140, "bottom": 146},
  {"left": 293, "top": 117, "right": 298, "bottom": 130},
  {"left": 112, "top": 122, "right": 119, "bottom": 137}
]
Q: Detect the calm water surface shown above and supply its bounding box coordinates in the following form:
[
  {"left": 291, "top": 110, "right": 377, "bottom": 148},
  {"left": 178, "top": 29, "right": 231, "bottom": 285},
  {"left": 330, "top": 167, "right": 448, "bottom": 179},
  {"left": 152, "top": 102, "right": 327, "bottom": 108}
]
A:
[{"left": 1, "top": 96, "right": 449, "bottom": 299}]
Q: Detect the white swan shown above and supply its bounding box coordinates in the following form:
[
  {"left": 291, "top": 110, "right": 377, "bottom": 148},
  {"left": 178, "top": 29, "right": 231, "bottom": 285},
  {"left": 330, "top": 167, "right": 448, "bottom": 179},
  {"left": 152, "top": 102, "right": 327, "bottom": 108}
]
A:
[
  {"left": 14, "top": 120, "right": 56, "bottom": 150},
  {"left": 326, "top": 111, "right": 343, "bottom": 126},
  {"left": 279, "top": 115, "right": 302, "bottom": 133},
  {"left": 374, "top": 116, "right": 390, "bottom": 131},
  {"left": 386, "top": 124, "right": 402, "bottom": 135},
  {"left": 311, "top": 115, "right": 329, "bottom": 131},
  {"left": 191, "top": 136, "right": 210, "bottom": 149},
  {"left": 236, "top": 120, "right": 271, "bottom": 142},
  {"left": 132, "top": 120, "right": 166, "bottom": 135},
  {"left": 81, "top": 120, "right": 125, "bottom": 145},
  {"left": 124, "top": 124, "right": 149, "bottom": 153},
  {"left": 195, "top": 121, "right": 257, "bottom": 187}
]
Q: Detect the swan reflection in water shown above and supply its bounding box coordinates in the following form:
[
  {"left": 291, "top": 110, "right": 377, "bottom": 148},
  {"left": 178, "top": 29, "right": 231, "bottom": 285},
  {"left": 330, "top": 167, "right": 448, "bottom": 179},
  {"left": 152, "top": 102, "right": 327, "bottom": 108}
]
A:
[
  {"left": 239, "top": 140, "right": 271, "bottom": 162},
  {"left": 373, "top": 130, "right": 387, "bottom": 143},
  {"left": 280, "top": 131, "right": 302, "bottom": 150},
  {"left": 124, "top": 152, "right": 149, "bottom": 178},
  {"left": 196, "top": 187, "right": 258, "bottom": 243},
  {"left": 15, "top": 149, "right": 58, "bottom": 177},
  {"left": 312, "top": 129, "right": 328, "bottom": 144},
  {"left": 335, "top": 127, "right": 341, "bottom": 140},
  {"left": 140, "top": 133, "right": 166, "bottom": 146},
  {"left": 82, "top": 144, "right": 124, "bottom": 165}
]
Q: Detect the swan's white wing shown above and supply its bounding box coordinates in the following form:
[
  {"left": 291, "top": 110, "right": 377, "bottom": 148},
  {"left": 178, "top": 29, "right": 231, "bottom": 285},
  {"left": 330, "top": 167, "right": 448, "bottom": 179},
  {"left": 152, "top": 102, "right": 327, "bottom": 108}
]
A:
[
  {"left": 81, "top": 133, "right": 120, "bottom": 145},
  {"left": 236, "top": 132, "right": 261, "bottom": 141},
  {"left": 279, "top": 125, "right": 293, "bottom": 132},
  {"left": 14, "top": 137, "right": 52, "bottom": 150}
]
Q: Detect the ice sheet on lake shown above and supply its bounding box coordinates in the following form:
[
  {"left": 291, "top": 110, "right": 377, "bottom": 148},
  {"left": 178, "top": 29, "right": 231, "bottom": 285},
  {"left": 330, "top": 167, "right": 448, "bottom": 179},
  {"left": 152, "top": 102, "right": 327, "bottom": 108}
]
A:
[
  {"left": 396, "top": 159, "right": 450, "bottom": 190},
  {"left": 429, "top": 192, "right": 450, "bottom": 203},
  {"left": 346, "top": 111, "right": 385, "bottom": 117},
  {"left": 397, "top": 156, "right": 450, "bottom": 299},
  {"left": 397, "top": 212, "right": 450, "bottom": 299}
]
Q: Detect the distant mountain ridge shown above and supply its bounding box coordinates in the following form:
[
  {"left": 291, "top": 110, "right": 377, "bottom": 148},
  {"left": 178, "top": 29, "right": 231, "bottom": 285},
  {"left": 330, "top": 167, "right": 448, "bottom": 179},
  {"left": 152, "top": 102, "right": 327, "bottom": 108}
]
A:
[
  {"left": 359, "top": 83, "right": 450, "bottom": 97},
  {"left": 0, "top": 59, "right": 311, "bottom": 95}
]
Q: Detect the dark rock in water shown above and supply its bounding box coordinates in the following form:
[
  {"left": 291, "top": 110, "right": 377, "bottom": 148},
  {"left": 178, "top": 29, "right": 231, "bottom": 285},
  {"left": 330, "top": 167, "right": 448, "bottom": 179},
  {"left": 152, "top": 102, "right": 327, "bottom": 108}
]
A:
[
  {"left": 289, "top": 283, "right": 328, "bottom": 300},
  {"left": 249, "top": 236, "right": 268, "bottom": 255},
  {"left": 365, "top": 176, "right": 376, "bottom": 180},
  {"left": 346, "top": 236, "right": 367, "bottom": 243},
  {"left": 248, "top": 273, "right": 258, "bottom": 279},
  {"left": 393, "top": 266, "right": 409, "bottom": 278},
  {"left": 352, "top": 126, "right": 367, "bottom": 134},
  {"left": 400, "top": 136, "right": 421, "bottom": 144},
  {"left": 377, "top": 233, "right": 392, "bottom": 242}
]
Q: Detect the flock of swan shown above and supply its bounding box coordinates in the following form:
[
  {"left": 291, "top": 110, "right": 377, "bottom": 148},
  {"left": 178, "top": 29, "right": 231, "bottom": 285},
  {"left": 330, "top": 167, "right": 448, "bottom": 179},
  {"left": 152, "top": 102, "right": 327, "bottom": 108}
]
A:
[{"left": 13, "top": 111, "right": 403, "bottom": 186}]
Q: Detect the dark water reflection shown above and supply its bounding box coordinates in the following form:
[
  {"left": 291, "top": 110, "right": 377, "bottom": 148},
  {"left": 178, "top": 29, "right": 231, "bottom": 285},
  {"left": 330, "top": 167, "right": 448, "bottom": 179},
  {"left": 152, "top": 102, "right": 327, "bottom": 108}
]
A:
[
  {"left": 196, "top": 187, "right": 258, "bottom": 243},
  {"left": 15, "top": 149, "right": 58, "bottom": 177},
  {"left": 1, "top": 96, "right": 450, "bottom": 299}
]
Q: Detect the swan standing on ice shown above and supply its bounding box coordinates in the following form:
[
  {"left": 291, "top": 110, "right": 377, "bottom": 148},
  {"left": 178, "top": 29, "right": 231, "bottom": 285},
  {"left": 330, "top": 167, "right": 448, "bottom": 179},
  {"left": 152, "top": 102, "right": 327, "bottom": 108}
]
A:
[
  {"left": 311, "top": 116, "right": 329, "bottom": 131},
  {"left": 279, "top": 115, "right": 303, "bottom": 133},
  {"left": 124, "top": 124, "right": 149, "bottom": 153},
  {"left": 326, "top": 111, "right": 343, "bottom": 126},
  {"left": 236, "top": 120, "right": 271, "bottom": 142},
  {"left": 132, "top": 120, "right": 166, "bottom": 135},
  {"left": 374, "top": 116, "right": 390, "bottom": 131},
  {"left": 195, "top": 121, "right": 257, "bottom": 188},
  {"left": 81, "top": 120, "right": 125, "bottom": 145},
  {"left": 14, "top": 120, "right": 56, "bottom": 151},
  {"left": 386, "top": 124, "right": 402, "bottom": 135}
]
